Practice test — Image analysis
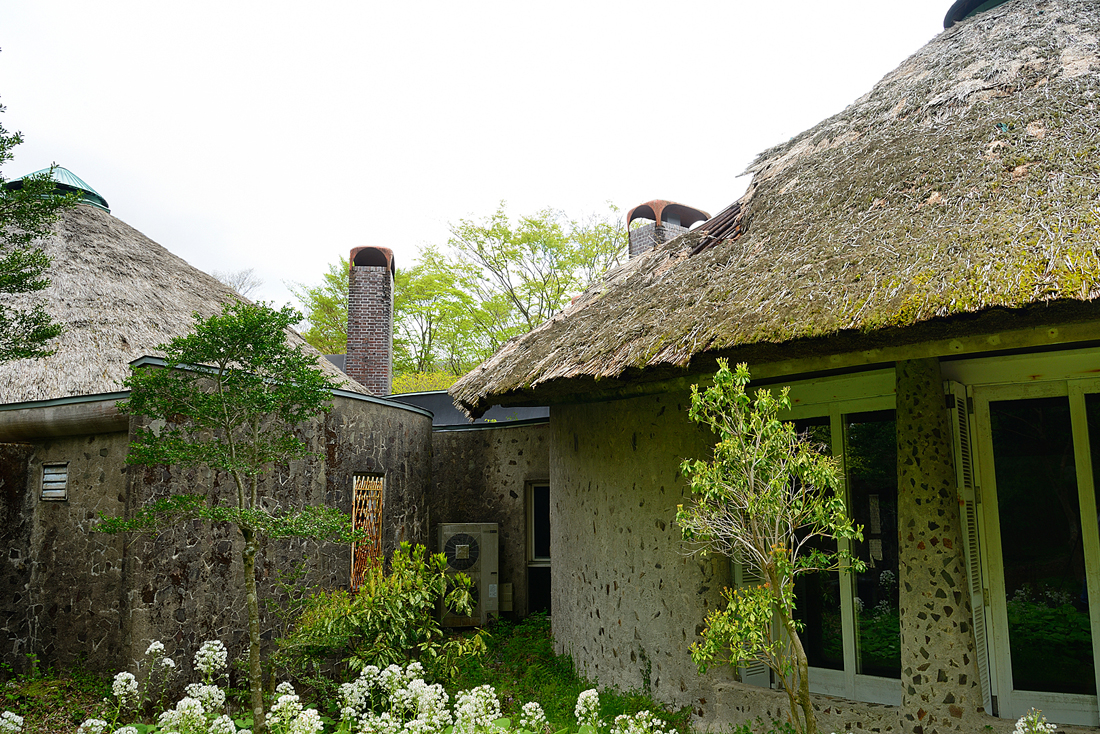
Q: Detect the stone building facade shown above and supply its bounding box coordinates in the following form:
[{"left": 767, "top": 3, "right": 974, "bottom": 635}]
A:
[{"left": 0, "top": 388, "right": 432, "bottom": 675}]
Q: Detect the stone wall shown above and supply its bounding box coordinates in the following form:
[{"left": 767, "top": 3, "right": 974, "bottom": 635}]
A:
[
  {"left": 550, "top": 392, "right": 730, "bottom": 717},
  {"left": 0, "top": 433, "right": 130, "bottom": 673},
  {"left": 547, "top": 383, "right": 1052, "bottom": 733},
  {"left": 430, "top": 421, "right": 549, "bottom": 617},
  {"left": 124, "top": 393, "right": 432, "bottom": 676},
  {"left": 0, "top": 393, "right": 431, "bottom": 678}
]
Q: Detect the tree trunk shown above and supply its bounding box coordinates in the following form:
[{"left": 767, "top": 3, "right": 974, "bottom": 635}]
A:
[{"left": 242, "top": 528, "right": 266, "bottom": 734}]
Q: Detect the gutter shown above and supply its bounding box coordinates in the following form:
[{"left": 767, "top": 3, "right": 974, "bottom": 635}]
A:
[{"left": 0, "top": 392, "right": 130, "bottom": 441}]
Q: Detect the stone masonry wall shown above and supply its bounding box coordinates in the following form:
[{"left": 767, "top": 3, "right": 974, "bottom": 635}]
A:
[
  {"left": 547, "top": 385, "right": 1074, "bottom": 733},
  {"left": 895, "top": 359, "right": 985, "bottom": 733},
  {"left": 0, "top": 433, "right": 130, "bottom": 674},
  {"left": 550, "top": 393, "right": 731, "bottom": 718},
  {"left": 347, "top": 264, "right": 393, "bottom": 396},
  {"left": 430, "top": 422, "right": 550, "bottom": 618},
  {"left": 0, "top": 394, "right": 430, "bottom": 679},
  {"left": 123, "top": 394, "right": 431, "bottom": 677}
]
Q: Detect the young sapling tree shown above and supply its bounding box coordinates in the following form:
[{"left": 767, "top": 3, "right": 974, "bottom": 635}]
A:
[
  {"left": 100, "top": 301, "right": 361, "bottom": 734},
  {"left": 676, "top": 360, "right": 864, "bottom": 734}
]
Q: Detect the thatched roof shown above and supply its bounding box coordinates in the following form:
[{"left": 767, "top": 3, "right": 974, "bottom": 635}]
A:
[
  {"left": 0, "top": 204, "right": 367, "bottom": 404},
  {"left": 452, "top": 0, "right": 1100, "bottom": 417}
]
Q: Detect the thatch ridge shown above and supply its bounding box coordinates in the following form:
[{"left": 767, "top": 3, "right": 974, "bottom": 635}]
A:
[
  {"left": 0, "top": 205, "right": 366, "bottom": 404},
  {"left": 452, "top": 0, "right": 1100, "bottom": 416}
]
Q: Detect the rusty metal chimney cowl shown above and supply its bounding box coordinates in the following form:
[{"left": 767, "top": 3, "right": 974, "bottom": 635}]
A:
[
  {"left": 626, "top": 200, "right": 710, "bottom": 258},
  {"left": 346, "top": 246, "right": 395, "bottom": 396}
]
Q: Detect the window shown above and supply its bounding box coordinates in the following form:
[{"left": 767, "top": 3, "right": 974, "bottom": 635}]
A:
[
  {"left": 944, "top": 345, "right": 1100, "bottom": 726},
  {"left": 527, "top": 482, "right": 551, "bottom": 614},
  {"left": 351, "top": 474, "right": 384, "bottom": 590},
  {"left": 41, "top": 463, "right": 69, "bottom": 501},
  {"left": 735, "top": 369, "right": 900, "bottom": 704}
]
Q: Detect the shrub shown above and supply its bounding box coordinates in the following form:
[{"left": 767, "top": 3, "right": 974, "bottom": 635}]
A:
[{"left": 277, "top": 543, "right": 486, "bottom": 682}]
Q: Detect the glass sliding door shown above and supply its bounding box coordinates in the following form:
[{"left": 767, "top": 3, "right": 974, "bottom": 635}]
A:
[{"left": 973, "top": 381, "right": 1100, "bottom": 725}]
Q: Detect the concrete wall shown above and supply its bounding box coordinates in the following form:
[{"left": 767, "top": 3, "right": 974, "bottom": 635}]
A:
[{"left": 430, "top": 421, "right": 549, "bottom": 618}]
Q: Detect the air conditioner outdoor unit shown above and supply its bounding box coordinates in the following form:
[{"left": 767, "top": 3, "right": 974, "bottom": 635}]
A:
[{"left": 437, "top": 523, "right": 499, "bottom": 627}]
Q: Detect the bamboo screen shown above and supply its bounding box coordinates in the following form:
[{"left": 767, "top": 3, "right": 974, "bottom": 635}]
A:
[{"left": 350, "top": 474, "right": 384, "bottom": 591}]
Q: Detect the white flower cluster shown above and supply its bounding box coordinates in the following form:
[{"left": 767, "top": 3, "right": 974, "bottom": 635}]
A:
[
  {"left": 146, "top": 640, "right": 177, "bottom": 671},
  {"left": 194, "top": 640, "right": 228, "bottom": 680},
  {"left": 340, "top": 662, "right": 454, "bottom": 734},
  {"left": 184, "top": 682, "right": 226, "bottom": 713},
  {"left": 1015, "top": 708, "right": 1057, "bottom": 734},
  {"left": 267, "top": 691, "right": 324, "bottom": 734},
  {"left": 453, "top": 684, "right": 502, "bottom": 734},
  {"left": 574, "top": 689, "right": 603, "bottom": 729},
  {"left": 519, "top": 702, "right": 548, "bottom": 733},
  {"left": 112, "top": 671, "right": 140, "bottom": 709},
  {"left": 208, "top": 715, "right": 238, "bottom": 734},
  {"left": 610, "top": 710, "right": 669, "bottom": 734},
  {"left": 115, "top": 727, "right": 140, "bottom": 734},
  {"left": 76, "top": 719, "right": 109, "bottom": 734},
  {"left": 157, "top": 695, "right": 208, "bottom": 733},
  {"left": 0, "top": 711, "right": 22, "bottom": 734}
]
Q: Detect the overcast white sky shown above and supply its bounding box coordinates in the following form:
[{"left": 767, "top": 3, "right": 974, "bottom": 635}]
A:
[{"left": 2, "top": 2, "right": 947, "bottom": 308}]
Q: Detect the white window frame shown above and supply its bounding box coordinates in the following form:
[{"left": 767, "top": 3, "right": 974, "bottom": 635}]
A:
[
  {"left": 942, "top": 344, "right": 1100, "bottom": 726},
  {"left": 769, "top": 368, "right": 902, "bottom": 705}
]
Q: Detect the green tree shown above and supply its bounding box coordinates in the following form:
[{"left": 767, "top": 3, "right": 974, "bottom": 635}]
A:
[
  {"left": 100, "top": 301, "right": 356, "bottom": 734},
  {"left": 446, "top": 203, "right": 625, "bottom": 351},
  {"left": 289, "top": 257, "right": 349, "bottom": 355},
  {"left": 676, "top": 360, "right": 864, "bottom": 734},
  {"left": 394, "top": 245, "right": 483, "bottom": 376},
  {"left": 293, "top": 204, "right": 626, "bottom": 380},
  {"left": 0, "top": 98, "right": 77, "bottom": 362}
]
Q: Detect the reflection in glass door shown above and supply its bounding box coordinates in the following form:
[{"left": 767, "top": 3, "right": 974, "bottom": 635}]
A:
[{"left": 988, "top": 396, "right": 1094, "bottom": 695}]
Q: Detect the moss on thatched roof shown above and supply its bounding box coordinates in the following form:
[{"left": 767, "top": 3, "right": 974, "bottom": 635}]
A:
[
  {"left": 452, "top": 0, "right": 1100, "bottom": 417},
  {"left": 0, "top": 205, "right": 366, "bottom": 404}
]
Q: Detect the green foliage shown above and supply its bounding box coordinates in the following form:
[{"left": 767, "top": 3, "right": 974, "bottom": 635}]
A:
[
  {"left": 278, "top": 543, "right": 486, "bottom": 681},
  {"left": 391, "top": 371, "right": 460, "bottom": 394},
  {"left": 449, "top": 615, "right": 692, "bottom": 734},
  {"left": 106, "top": 300, "right": 346, "bottom": 734},
  {"left": 119, "top": 301, "right": 338, "bottom": 483},
  {"left": 445, "top": 203, "right": 625, "bottom": 355},
  {"left": 0, "top": 95, "right": 78, "bottom": 363},
  {"left": 289, "top": 257, "right": 349, "bottom": 355},
  {"left": 293, "top": 204, "right": 626, "bottom": 377},
  {"left": 0, "top": 659, "right": 110, "bottom": 734},
  {"left": 676, "top": 360, "right": 863, "bottom": 734}
]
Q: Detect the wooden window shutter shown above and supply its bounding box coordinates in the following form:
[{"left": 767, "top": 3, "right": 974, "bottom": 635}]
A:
[
  {"left": 945, "top": 380, "right": 994, "bottom": 714},
  {"left": 351, "top": 475, "right": 384, "bottom": 591}
]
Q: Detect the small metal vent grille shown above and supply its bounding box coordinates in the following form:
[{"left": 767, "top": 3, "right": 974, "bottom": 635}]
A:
[{"left": 41, "top": 464, "right": 69, "bottom": 501}]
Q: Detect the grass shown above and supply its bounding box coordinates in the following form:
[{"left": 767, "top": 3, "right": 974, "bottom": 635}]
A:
[
  {"left": 447, "top": 614, "right": 693, "bottom": 734},
  {"left": 0, "top": 659, "right": 111, "bottom": 734}
]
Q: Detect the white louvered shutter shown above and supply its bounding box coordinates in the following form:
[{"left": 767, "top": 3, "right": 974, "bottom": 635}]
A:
[
  {"left": 731, "top": 556, "right": 773, "bottom": 687},
  {"left": 945, "top": 380, "right": 994, "bottom": 715}
]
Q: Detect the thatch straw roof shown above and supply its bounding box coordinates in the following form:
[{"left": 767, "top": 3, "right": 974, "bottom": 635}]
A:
[
  {"left": 453, "top": 0, "right": 1100, "bottom": 417},
  {"left": 0, "top": 204, "right": 367, "bottom": 404}
]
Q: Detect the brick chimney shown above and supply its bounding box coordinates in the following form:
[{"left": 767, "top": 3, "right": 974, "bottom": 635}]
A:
[
  {"left": 626, "top": 200, "right": 710, "bottom": 258},
  {"left": 346, "top": 246, "right": 395, "bottom": 396}
]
